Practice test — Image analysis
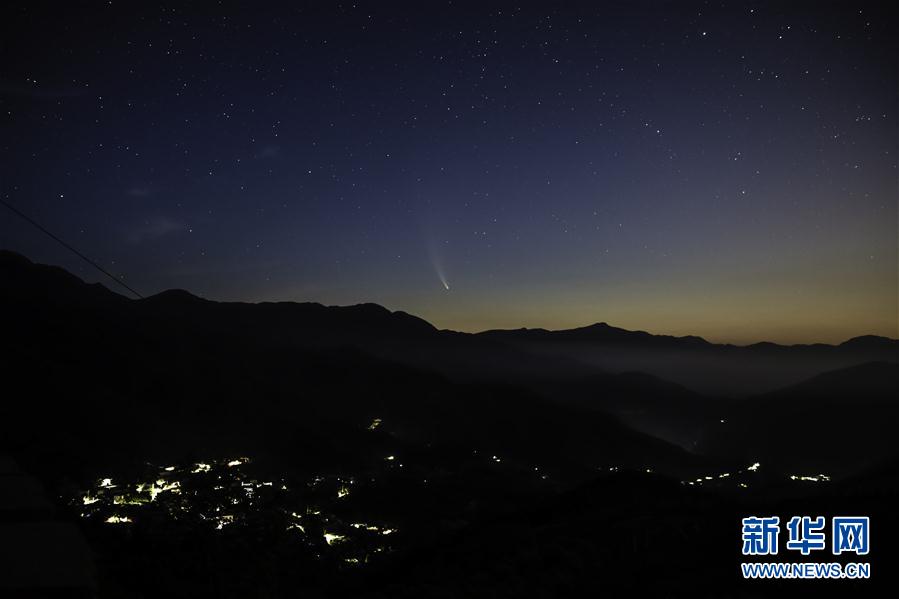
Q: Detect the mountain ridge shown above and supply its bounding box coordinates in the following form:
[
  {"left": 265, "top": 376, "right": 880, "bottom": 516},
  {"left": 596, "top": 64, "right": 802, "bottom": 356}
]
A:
[{"left": 3, "top": 249, "right": 893, "bottom": 350}]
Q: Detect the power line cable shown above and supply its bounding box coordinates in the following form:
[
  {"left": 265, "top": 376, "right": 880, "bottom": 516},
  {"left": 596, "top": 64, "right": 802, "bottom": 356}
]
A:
[{"left": 0, "top": 198, "right": 143, "bottom": 298}]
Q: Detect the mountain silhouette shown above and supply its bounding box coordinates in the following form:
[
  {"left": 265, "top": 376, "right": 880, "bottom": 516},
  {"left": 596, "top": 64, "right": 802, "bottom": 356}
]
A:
[
  {"left": 0, "top": 250, "right": 706, "bottom": 483},
  {"left": 480, "top": 321, "right": 712, "bottom": 348},
  {"left": 477, "top": 320, "right": 897, "bottom": 396},
  {"left": 4, "top": 249, "right": 893, "bottom": 395},
  {"left": 2, "top": 249, "right": 895, "bottom": 458}
]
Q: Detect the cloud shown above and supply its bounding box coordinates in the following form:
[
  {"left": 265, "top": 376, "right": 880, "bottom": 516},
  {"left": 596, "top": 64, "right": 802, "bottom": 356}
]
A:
[{"left": 126, "top": 217, "right": 186, "bottom": 244}]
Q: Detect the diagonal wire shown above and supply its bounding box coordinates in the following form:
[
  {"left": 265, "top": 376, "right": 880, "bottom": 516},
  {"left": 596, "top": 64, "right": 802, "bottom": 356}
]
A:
[{"left": 0, "top": 197, "right": 143, "bottom": 298}]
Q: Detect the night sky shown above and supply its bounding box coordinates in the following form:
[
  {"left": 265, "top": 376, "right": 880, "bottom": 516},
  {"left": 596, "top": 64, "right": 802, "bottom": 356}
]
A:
[{"left": 2, "top": 2, "right": 896, "bottom": 344}]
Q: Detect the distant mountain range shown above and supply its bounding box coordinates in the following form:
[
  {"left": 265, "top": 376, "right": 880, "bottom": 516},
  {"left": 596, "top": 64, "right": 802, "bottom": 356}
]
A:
[
  {"left": 477, "top": 322, "right": 897, "bottom": 396},
  {"left": 3, "top": 249, "right": 894, "bottom": 396},
  {"left": 480, "top": 320, "right": 894, "bottom": 353},
  {"left": 2, "top": 249, "right": 896, "bottom": 479}
]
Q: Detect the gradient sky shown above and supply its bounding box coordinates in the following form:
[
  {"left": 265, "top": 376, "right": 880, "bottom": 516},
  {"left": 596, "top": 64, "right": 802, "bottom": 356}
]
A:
[{"left": 2, "top": 2, "right": 896, "bottom": 344}]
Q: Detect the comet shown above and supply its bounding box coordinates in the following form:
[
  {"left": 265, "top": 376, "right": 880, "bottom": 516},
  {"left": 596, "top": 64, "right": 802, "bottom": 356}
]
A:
[{"left": 428, "top": 239, "right": 451, "bottom": 291}]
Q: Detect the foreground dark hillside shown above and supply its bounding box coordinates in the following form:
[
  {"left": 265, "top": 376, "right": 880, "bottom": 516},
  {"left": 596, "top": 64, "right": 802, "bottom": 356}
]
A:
[{"left": 354, "top": 462, "right": 899, "bottom": 599}]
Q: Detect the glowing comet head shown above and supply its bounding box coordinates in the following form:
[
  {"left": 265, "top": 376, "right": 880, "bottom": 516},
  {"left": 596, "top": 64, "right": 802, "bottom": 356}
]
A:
[{"left": 441, "top": 278, "right": 450, "bottom": 291}]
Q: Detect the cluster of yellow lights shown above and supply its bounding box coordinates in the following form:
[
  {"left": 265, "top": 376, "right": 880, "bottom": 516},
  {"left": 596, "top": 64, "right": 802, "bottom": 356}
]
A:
[
  {"left": 349, "top": 523, "right": 396, "bottom": 535},
  {"left": 85, "top": 457, "right": 253, "bottom": 526},
  {"left": 684, "top": 461, "right": 767, "bottom": 487},
  {"left": 789, "top": 474, "right": 831, "bottom": 482},
  {"left": 82, "top": 456, "right": 402, "bottom": 558},
  {"left": 214, "top": 514, "right": 235, "bottom": 530},
  {"left": 135, "top": 479, "right": 181, "bottom": 501}
]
